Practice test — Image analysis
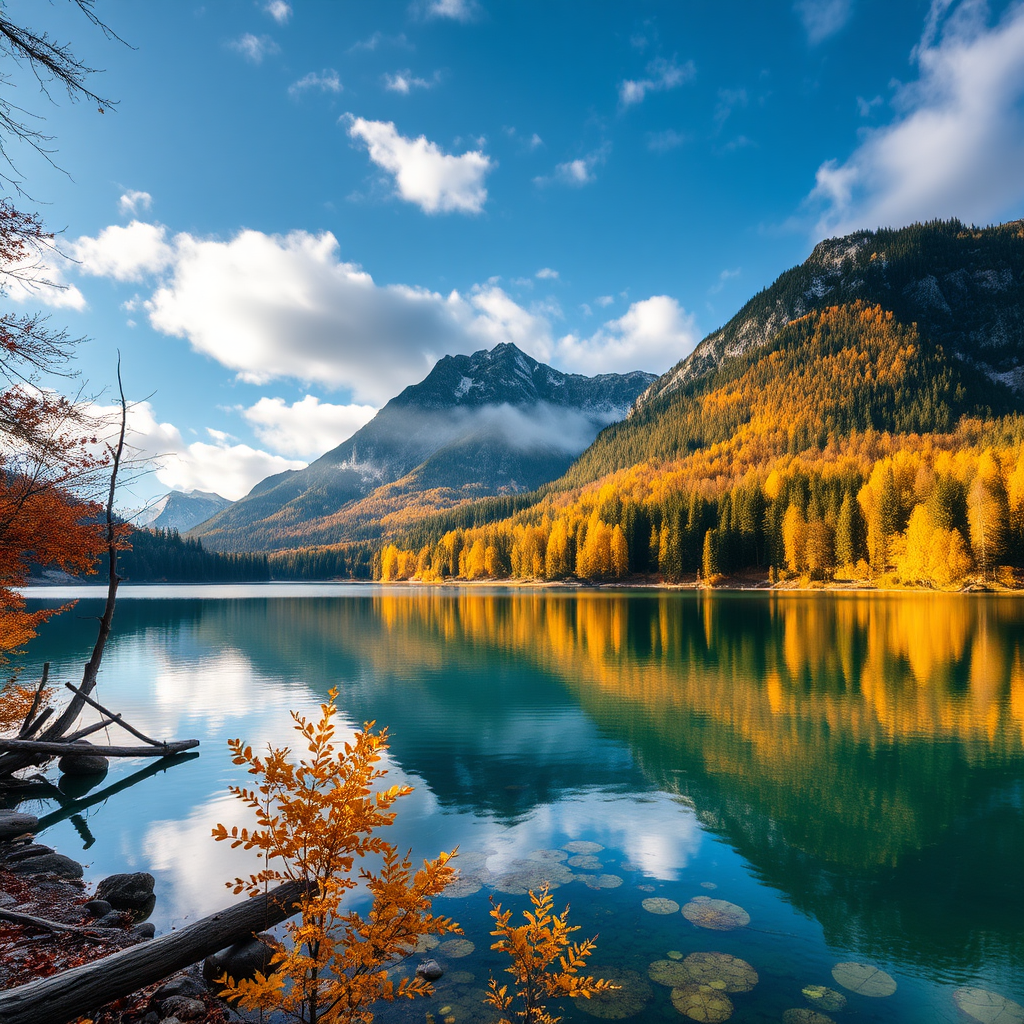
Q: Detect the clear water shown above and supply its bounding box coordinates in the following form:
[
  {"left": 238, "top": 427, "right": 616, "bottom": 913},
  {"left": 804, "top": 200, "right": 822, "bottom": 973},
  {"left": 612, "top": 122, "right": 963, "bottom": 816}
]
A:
[{"left": 12, "top": 585, "right": 1024, "bottom": 1023}]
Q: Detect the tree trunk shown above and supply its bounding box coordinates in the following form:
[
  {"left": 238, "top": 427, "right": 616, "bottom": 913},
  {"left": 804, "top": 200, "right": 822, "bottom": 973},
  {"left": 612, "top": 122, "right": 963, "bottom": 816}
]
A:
[{"left": 0, "top": 880, "right": 308, "bottom": 1024}]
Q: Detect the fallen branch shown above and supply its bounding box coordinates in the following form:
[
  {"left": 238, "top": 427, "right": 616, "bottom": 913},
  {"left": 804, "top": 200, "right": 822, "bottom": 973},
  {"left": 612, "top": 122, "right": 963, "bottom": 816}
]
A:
[
  {"left": 62, "top": 682, "right": 163, "bottom": 747},
  {"left": 0, "top": 739, "right": 199, "bottom": 758},
  {"left": 0, "top": 879, "right": 309, "bottom": 1024},
  {"left": 0, "top": 909, "right": 111, "bottom": 943},
  {"left": 18, "top": 664, "right": 49, "bottom": 737}
]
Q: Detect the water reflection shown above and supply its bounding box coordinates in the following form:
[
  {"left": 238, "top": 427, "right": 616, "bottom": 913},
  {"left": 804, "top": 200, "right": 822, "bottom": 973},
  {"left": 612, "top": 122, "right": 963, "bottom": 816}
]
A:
[{"left": 19, "top": 587, "right": 1023, "bottom": 1008}]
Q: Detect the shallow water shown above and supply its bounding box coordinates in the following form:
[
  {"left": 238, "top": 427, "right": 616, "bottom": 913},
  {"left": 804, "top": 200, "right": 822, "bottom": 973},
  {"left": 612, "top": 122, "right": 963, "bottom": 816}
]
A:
[{"left": 12, "top": 586, "right": 1024, "bottom": 1023}]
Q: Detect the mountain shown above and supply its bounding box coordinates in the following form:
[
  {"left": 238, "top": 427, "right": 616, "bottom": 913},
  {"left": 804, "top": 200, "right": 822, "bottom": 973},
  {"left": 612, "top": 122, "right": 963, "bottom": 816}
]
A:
[
  {"left": 375, "top": 219, "right": 1024, "bottom": 587},
  {"left": 136, "top": 490, "right": 233, "bottom": 532},
  {"left": 192, "top": 343, "right": 656, "bottom": 552}
]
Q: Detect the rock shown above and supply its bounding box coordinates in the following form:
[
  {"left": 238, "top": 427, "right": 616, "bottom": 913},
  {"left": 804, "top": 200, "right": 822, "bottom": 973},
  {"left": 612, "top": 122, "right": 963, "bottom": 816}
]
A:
[
  {"left": 83, "top": 899, "right": 112, "bottom": 918},
  {"left": 204, "top": 934, "right": 276, "bottom": 985},
  {"left": 92, "top": 911, "right": 128, "bottom": 929},
  {"left": 95, "top": 871, "right": 155, "bottom": 910},
  {"left": 159, "top": 996, "right": 205, "bottom": 1021},
  {"left": 9, "top": 852, "right": 84, "bottom": 879},
  {"left": 154, "top": 976, "right": 205, "bottom": 1001},
  {"left": 132, "top": 921, "right": 156, "bottom": 940},
  {"left": 162, "top": 1018, "right": 182, "bottom": 1024},
  {"left": 3, "top": 843, "right": 54, "bottom": 863},
  {"left": 0, "top": 811, "right": 38, "bottom": 840},
  {"left": 416, "top": 958, "right": 444, "bottom": 981},
  {"left": 58, "top": 740, "right": 109, "bottom": 777},
  {"left": 142, "top": 1013, "right": 159, "bottom": 1024}
]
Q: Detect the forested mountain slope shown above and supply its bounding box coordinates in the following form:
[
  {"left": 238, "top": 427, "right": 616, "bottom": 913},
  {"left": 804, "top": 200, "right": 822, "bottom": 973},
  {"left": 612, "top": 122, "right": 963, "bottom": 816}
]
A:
[
  {"left": 377, "top": 220, "right": 1024, "bottom": 588},
  {"left": 192, "top": 342, "right": 654, "bottom": 552}
]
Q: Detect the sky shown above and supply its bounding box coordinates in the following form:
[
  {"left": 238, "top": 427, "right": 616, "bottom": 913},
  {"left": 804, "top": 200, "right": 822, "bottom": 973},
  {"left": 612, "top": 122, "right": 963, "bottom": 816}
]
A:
[{"left": 3, "top": 0, "right": 1024, "bottom": 506}]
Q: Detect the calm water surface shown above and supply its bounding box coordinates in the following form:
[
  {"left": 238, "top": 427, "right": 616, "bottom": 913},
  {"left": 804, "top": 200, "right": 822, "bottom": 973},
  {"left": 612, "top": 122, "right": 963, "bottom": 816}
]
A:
[{"left": 13, "top": 586, "right": 1024, "bottom": 1024}]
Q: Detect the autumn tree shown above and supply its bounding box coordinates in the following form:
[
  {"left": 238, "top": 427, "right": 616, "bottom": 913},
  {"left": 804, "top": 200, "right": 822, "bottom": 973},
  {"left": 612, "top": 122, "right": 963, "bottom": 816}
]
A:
[{"left": 214, "top": 691, "right": 459, "bottom": 1024}]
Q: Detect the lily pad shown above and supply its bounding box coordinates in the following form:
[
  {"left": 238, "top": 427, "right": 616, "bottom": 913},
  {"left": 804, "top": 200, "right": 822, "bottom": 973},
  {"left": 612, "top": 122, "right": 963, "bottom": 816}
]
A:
[
  {"left": 572, "top": 967, "right": 653, "bottom": 1019},
  {"left": 802, "top": 986, "right": 847, "bottom": 1012},
  {"left": 831, "top": 962, "right": 896, "bottom": 997},
  {"left": 528, "top": 848, "right": 569, "bottom": 863},
  {"left": 953, "top": 987, "right": 1024, "bottom": 1024},
  {"left": 649, "top": 960, "right": 695, "bottom": 987},
  {"left": 642, "top": 897, "right": 680, "bottom": 915},
  {"left": 681, "top": 953, "right": 757, "bottom": 993},
  {"left": 782, "top": 1010, "right": 834, "bottom": 1024},
  {"left": 582, "top": 874, "right": 623, "bottom": 890},
  {"left": 413, "top": 934, "right": 440, "bottom": 952},
  {"left": 438, "top": 939, "right": 475, "bottom": 958},
  {"left": 564, "top": 841, "right": 605, "bottom": 855},
  {"left": 681, "top": 897, "right": 750, "bottom": 931},
  {"left": 447, "top": 971, "right": 476, "bottom": 985},
  {"left": 667, "top": 951, "right": 684, "bottom": 960},
  {"left": 438, "top": 875, "right": 483, "bottom": 898},
  {"left": 568, "top": 855, "right": 604, "bottom": 870},
  {"left": 637, "top": 884, "right": 656, "bottom": 893},
  {"left": 700, "top": 882, "right": 718, "bottom": 890},
  {"left": 490, "top": 858, "right": 574, "bottom": 894},
  {"left": 670, "top": 984, "right": 734, "bottom": 1023}
]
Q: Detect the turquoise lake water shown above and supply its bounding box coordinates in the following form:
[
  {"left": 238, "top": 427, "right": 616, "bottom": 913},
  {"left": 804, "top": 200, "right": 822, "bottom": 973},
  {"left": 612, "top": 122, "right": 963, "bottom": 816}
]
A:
[{"left": 12, "top": 585, "right": 1024, "bottom": 1024}]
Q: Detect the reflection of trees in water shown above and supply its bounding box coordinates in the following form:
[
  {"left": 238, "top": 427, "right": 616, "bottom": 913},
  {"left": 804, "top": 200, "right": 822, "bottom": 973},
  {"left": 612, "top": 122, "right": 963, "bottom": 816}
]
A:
[{"left": 24, "top": 590, "right": 1024, "bottom": 975}]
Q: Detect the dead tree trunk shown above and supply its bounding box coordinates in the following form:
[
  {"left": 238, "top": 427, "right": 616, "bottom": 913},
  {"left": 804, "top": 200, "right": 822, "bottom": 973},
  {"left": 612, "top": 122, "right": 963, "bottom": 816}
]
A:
[{"left": 0, "top": 880, "right": 308, "bottom": 1024}]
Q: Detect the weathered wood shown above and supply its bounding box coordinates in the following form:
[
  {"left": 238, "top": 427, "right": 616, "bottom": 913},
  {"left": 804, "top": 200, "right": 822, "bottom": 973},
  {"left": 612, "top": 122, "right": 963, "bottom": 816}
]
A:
[
  {"left": 0, "top": 908, "right": 110, "bottom": 943},
  {"left": 18, "top": 665, "right": 49, "bottom": 737},
  {"left": 62, "top": 682, "right": 164, "bottom": 747},
  {"left": 63, "top": 717, "right": 116, "bottom": 744},
  {"left": 18, "top": 706, "right": 52, "bottom": 741},
  {"left": 0, "top": 739, "right": 199, "bottom": 757},
  {"left": 0, "top": 880, "right": 307, "bottom": 1024}
]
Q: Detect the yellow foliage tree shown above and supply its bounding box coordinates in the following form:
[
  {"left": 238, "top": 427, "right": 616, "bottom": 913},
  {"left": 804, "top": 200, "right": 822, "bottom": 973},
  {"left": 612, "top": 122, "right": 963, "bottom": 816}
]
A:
[
  {"left": 486, "top": 885, "right": 615, "bottom": 1024},
  {"left": 213, "top": 692, "right": 459, "bottom": 1024}
]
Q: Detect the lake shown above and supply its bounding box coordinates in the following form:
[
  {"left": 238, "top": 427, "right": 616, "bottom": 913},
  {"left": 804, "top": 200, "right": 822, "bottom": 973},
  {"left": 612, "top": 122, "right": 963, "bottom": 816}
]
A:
[{"left": 12, "top": 586, "right": 1024, "bottom": 1024}]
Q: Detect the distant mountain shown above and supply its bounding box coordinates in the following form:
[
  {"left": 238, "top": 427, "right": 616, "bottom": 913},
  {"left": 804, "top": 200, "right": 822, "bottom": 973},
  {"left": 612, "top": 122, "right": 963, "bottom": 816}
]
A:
[
  {"left": 192, "top": 343, "right": 656, "bottom": 552},
  {"left": 137, "top": 490, "right": 233, "bottom": 533}
]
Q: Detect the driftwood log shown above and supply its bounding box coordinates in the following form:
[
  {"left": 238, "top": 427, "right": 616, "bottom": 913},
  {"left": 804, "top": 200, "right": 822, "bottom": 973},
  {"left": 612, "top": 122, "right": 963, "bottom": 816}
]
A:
[
  {"left": 0, "top": 739, "right": 199, "bottom": 758},
  {"left": 0, "top": 879, "right": 308, "bottom": 1024}
]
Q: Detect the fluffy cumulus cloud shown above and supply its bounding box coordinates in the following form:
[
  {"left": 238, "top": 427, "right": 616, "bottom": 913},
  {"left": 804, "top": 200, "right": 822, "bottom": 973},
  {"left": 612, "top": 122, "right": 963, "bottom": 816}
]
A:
[
  {"left": 423, "top": 0, "right": 478, "bottom": 21},
  {"left": 346, "top": 117, "right": 494, "bottom": 214},
  {"left": 619, "top": 57, "right": 695, "bottom": 107},
  {"left": 87, "top": 399, "right": 305, "bottom": 502},
  {"left": 242, "top": 395, "right": 376, "bottom": 459},
  {"left": 809, "top": 0, "right": 1024, "bottom": 236},
  {"left": 118, "top": 190, "right": 152, "bottom": 216},
  {"left": 794, "top": 0, "right": 854, "bottom": 44},
  {"left": 536, "top": 144, "right": 609, "bottom": 188},
  {"left": 288, "top": 69, "right": 341, "bottom": 97},
  {"left": 556, "top": 296, "right": 699, "bottom": 375},
  {"left": 228, "top": 33, "right": 279, "bottom": 64},
  {"left": 71, "top": 221, "right": 175, "bottom": 282},
  {"left": 264, "top": 0, "right": 292, "bottom": 24},
  {"left": 71, "top": 221, "right": 695, "bottom": 407}
]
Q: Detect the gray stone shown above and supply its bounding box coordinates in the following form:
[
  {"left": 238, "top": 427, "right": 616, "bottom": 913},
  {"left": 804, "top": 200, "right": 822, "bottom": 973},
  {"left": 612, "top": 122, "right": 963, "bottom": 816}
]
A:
[
  {"left": 3, "top": 843, "right": 53, "bottom": 863},
  {"left": 204, "top": 934, "right": 276, "bottom": 985},
  {"left": 132, "top": 921, "right": 156, "bottom": 940},
  {"left": 154, "top": 975, "right": 204, "bottom": 1001},
  {"left": 0, "top": 811, "right": 38, "bottom": 840},
  {"left": 83, "top": 899, "right": 112, "bottom": 918},
  {"left": 58, "top": 741, "right": 110, "bottom": 777},
  {"left": 416, "top": 958, "right": 444, "bottom": 981},
  {"left": 142, "top": 1013, "right": 160, "bottom": 1024},
  {"left": 159, "top": 996, "right": 205, "bottom": 1021},
  {"left": 95, "top": 871, "right": 155, "bottom": 910},
  {"left": 92, "top": 910, "right": 128, "bottom": 929},
  {"left": 8, "top": 852, "right": 84, "bottom": 879}
]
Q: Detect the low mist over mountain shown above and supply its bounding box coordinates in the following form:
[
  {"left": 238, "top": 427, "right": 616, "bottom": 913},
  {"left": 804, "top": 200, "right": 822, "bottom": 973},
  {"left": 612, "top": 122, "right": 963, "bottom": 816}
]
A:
[
  {"left": 135, "top": 490, "right": 233, "bottom": 533},
  {"left": 192, "top": 343, "right": 655, "bottom": 552}
]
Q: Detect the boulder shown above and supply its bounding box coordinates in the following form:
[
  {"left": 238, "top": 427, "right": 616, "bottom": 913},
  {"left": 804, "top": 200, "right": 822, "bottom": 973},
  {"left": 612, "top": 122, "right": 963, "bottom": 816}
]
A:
[
  {"left": 154, "top": 975, "right": 205, "bottom": 1001},
  {"left": 3, "top": 843, "right": 54, "bottom": 863},
  {"left": 204, "top": 934, "right": 276, "bottom": 985},
  {"left": 8, "top": 852, "right": 84, "bottom": 879},
  {"left": 416, "top": 958, "right": 444, "bottom": 981},
  {"left": 0, "top": 811, "right": 38, "bottom": 840},
  {"left": 132, "top": 921, "right": 156, "bottom": 940},
  {"left": 159, "top": 996, "right": 205, "bottom": 1021},
  {"left": 95, "top": 871, "right": 155, "bottom": 910},
  {"left": 58, "top": 741, "right": 109, "bottom": 777},
  {"left": 83, "top": 899, "right": 112, "bottom": 918}
]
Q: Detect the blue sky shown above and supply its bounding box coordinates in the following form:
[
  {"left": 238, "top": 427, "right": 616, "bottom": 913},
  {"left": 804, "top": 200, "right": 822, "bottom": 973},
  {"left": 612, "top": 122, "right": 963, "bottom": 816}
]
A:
[{"left": 4, "top": 0, "right": 1024, "bottom": 505}]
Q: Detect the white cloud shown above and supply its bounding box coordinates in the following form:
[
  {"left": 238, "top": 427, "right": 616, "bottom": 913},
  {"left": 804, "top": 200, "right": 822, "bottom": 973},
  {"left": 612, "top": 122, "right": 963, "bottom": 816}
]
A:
[
  {"left": 535, "top": 145, "right": 609, "bottom": 188},
  {"left": 346, "top": 116, "right": 494, "bottom": 214},
  {"left": 288, "top": 69, "right": 342, "bottom": 97},
  {"left": 71, "top": 221, "right": 176, "bottom": 282},
  {"left": 856, "top": 94, "right": 883, "bottom": 117},
  {"left": 647, "top": 129, "right": 688, "bottom": 152},
  {"left": 118, "top": 190, "right": 152, "bottom": 216},
  {"left": 808, "top": 0, "right": 1024, "bottom": 236},
  {"left": 242, "top": 395, "right": 377, "bottom": 459},
  {"left": 382, "top": 69, "right": 437, "bottom": 94},
  {"left": 424, "top": 0, "right": 478, "bottom": 21},
  {"left": 619, "top": 57, "right": 695, "bottom": 108},
  {"left": 228, "top": 33, "right": 279, "bottom": 64},
  {"left": 595, "top": 295, "right": 614, "bottom": 307},
  {"left": 264, "top": 0, "right": 292, "bottom": 24},
  {"left": 535, "top": 267, "right": 558, "bottom": 280},
  {"left": 556, "top": 296, "right": 699, "bottom": 375},
  {"left": 87, "top": 399, "right": 305, "bottom": 502},
  {"left": 795, "top": 0, "right": 854, "bottom": 44}
]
